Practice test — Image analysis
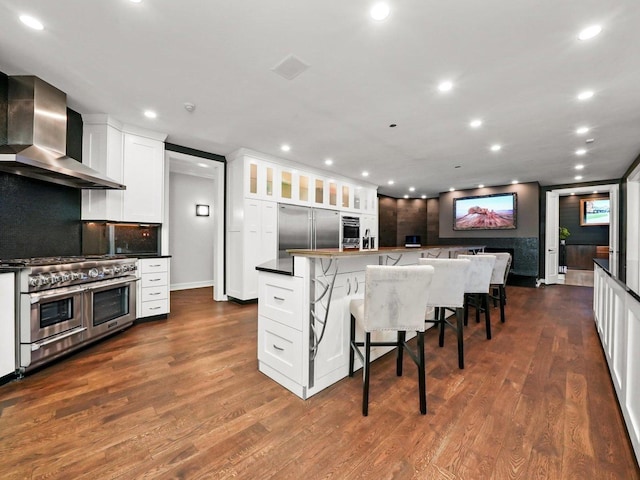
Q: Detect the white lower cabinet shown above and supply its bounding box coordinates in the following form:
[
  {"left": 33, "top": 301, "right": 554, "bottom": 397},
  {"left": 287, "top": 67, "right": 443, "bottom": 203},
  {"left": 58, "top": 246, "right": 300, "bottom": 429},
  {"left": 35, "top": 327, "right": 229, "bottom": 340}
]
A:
[
  {"left": 0, "top": 273, "right": 16, "bottom": 377},
  {"left": 137, "top": 258, "right": 170, "bottom": 319}
]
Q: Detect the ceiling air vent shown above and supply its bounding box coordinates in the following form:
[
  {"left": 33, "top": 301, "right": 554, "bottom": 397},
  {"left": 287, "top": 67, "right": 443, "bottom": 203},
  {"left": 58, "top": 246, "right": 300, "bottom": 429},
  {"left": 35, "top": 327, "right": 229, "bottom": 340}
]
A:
[{"left": 271, "top": 54, "right": 310, "bottom": 80}]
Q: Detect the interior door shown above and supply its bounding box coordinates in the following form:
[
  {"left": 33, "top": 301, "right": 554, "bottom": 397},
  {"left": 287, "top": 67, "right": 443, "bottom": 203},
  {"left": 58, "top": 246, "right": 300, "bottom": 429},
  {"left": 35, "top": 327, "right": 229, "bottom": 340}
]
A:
[{"left": 545, "top": 191, "right": 560, "bottom": 284}]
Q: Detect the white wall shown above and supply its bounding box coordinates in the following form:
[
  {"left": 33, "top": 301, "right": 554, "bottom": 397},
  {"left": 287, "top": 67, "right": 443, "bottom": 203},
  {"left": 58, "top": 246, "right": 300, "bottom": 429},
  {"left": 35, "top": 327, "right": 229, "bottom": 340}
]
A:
[{"left": 169, "top": 172, "right": 215, "bottom": 290}]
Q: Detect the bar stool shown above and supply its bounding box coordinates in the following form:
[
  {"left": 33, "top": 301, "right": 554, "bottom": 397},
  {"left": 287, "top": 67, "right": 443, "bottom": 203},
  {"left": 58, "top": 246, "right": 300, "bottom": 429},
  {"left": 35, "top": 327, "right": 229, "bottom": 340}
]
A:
[
  {"left": 418, "top": 258, "right": 471, "bottom": 369},
  {"left": 478, "top": 252, "right": 512, "bottom": 323},
  {"left": 457, "top": 254, "right": 496, "bottom": 339},
  {"left": 348, "top": 265, "right": 435, "bottom": 416}
]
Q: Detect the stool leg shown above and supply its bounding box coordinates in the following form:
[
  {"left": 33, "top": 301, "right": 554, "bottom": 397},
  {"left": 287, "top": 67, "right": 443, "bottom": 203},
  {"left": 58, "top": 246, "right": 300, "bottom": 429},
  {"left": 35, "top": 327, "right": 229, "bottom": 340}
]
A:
[
  {"left": 475, "top": 294, "right": 481, "bottom": 323},
  {"left": 363, "top": 332, "right": 371, "bottom": 416},
  {"left": 456, "top": 307, "right": 464, "bottom": 369},
  {"left": 438, "top": 307, "right": 446, "bottom": 347},
  {"left": 484, "top": 294, "right": 492, "bottom": 340},
  {"left": 464, "top": 294, "right": 469, "bottom": 326},
  {"left": 417, "top": 331, "right": 427, "bottom": 414},
  {"left": 396, "top": 331, "right": 405, "bottom": 376},
  {"left": 349, "top": 314, "right": 356, "bottom": 377},
  {"left": 499, "top": 285, "right": 506, "bottom": 323}
]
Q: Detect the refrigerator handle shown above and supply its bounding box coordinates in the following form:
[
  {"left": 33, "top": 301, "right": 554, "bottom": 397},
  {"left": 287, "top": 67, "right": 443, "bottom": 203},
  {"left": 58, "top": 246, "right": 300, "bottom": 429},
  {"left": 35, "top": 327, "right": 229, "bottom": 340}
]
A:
[{"left": 310, "top": 209, "right": 315, "bottom": 250}]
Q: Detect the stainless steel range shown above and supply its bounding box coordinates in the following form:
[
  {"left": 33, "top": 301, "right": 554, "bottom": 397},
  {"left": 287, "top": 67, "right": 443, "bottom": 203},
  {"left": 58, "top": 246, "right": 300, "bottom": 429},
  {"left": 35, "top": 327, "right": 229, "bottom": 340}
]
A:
[{"left": 2, "top": 256, "right": 139, "bottom": 374}]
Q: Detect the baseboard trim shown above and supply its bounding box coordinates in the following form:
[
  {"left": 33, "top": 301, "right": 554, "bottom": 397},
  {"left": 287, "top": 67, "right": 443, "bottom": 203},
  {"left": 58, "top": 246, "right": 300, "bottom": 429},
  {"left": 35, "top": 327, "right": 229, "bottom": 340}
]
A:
[{"left": 170, "top": 281, "right": 214, "bottom": 291}]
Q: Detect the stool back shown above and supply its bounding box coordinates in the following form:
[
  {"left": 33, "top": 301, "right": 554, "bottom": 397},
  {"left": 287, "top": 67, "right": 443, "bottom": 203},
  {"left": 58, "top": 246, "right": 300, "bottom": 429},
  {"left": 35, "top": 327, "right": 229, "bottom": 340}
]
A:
[
  {"left": 418, "top": 258, "right": 470, "bottom": 309},
  {"left": 457, "top": 254, "right": 496, "bottom": 294},
  {"left": 363, "top": 265, "right": 434, "bottom": 332},
  {"left": 478, "top": 252, "right": 511, "bottom": 285}
]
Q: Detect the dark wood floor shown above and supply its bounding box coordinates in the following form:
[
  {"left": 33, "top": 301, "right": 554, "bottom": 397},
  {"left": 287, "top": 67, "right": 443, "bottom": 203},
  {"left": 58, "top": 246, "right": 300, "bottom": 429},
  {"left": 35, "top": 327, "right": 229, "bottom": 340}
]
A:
[{"left": 0, "top": 285, "right": 638, "bottom": 479}]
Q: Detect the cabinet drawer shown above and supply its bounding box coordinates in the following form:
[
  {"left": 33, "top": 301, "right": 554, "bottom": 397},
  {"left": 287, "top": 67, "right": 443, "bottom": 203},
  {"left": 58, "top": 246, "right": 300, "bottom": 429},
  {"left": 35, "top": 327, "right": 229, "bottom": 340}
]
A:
[
  {"left": 141, "top": 272, "right": 168, "bottom": 287},
  {"left": 140, "top": 299, "right": 169, "bottom": 317},
  {"left": 259, "top": 277, "right": 303, "bottom": 330},
  {"left": 141, "top": 286, "right": 168, "bottom": 302},
  {"left": 140, "top": 259, "right": 169, "bottom": 274},
  {"left": 258, "top": 316, "right": 302, "bottom": 383}
]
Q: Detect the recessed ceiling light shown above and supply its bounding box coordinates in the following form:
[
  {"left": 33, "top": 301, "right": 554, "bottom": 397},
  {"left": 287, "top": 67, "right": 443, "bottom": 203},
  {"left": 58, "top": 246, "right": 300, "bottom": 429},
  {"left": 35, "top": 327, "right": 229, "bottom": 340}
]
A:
[
  {"left": 571, "top": 192, "right": 576, "bottom": 195},
  {"left": 449, "top": 187, "right": 455, "bottom": 192},
  {"left": 470, "top": 119, "right": 483, "bottom": 128},
  {"left": 578, "top": 25, "right": 602, "bottom": 41},
  {"left": 144, "top": 110, "right": 157, "bottom": 119},
  {"left": 324, "top": 159, "right": 333, "bottom": 166},
  {"left": 438, "top": 81, "right": 453, "bottom": 93},
  {"left": 370, "top": 2, "right": 390, "bottom": 21},
  {"left": 20, "top": 15, "right": 44, "bottom": 30},
  {"left": 577, "top": 90, "right": 594, "bottom": 101},
  {"left": 478, "top": 184, "right": 485, "bottom": 188},
  {"left": 575, "top": 175, "right": 583, "bottom": 180},
  {"left": 362, "top": 171, "right": 369, "bottom": 177},
  {"left": 281, "top": 144, "right": 291, "bottom": 152},
  {"left": 585, "top": 138, "right": 595, "bottom": 144},
  {"left": 403, "top": 194, "right": 409, "bottom": 199},
  {"left": 575, "top": 164, "right": 584, "bottom": 170},
  {"left": 511, "top": 180, "right": 519, "bottom": 184},
  {"left": 198, "top": 163, "right": 208, "bottom": 168},
  {"left": 593, "top": 190, "right": 599, "bottom": 194},
  {"left": 576, "top": 126, "right": 589, "bottom": 135},
  {"left": 409, "top": 187, "right": 415, "bottom": 192},
  {"left": 387, "top": 180, "right": 394, "bottom": 185},
  {"left": 421, "top": 195, "right": 427, "bottom": 199},
  {"left": 490, "top": 144, "right": 501, "bottom": 152},
  {"left": 575, "top": 148, "right": 587, "bottom": 155}
]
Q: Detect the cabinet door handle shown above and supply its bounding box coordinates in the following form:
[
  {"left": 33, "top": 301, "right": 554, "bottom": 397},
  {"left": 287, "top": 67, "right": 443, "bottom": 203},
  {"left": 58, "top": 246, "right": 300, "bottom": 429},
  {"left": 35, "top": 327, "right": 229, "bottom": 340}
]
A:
[
  {"left": 346, "top": 278, "right": 351, "bottom": 295},
  {"left": 273, "top": 344, "right": 284, "bottom": 351},
  {"left": 354, "top": 278, "right": 359, "bottom": 294},
  {"left": 273, "top": 296, "right": 285, "bottom": 301}
]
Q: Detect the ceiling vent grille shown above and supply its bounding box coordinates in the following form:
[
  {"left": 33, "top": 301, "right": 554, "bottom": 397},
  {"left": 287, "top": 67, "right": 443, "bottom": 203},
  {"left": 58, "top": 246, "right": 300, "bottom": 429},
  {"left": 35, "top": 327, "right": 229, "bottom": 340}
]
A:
[{"left": 271, "top": 54, "right": 310, "bottom": 80}]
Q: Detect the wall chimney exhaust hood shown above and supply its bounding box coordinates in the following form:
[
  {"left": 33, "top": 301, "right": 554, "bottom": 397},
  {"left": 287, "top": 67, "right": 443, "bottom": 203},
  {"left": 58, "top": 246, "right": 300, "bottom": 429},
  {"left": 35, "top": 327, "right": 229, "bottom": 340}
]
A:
[{"left": 0, "top": 76, "right": 125, "bottom": 189}]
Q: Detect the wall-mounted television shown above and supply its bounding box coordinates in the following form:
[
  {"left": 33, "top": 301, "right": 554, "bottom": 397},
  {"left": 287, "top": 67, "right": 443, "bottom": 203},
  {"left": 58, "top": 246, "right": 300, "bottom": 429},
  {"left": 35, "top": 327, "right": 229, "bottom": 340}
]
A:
[
  {"left": 453, "top": 192, "right": 517, "bottom": 230},
  {"left": 580, "top": 198, "right": 610, "bottom": 226}
]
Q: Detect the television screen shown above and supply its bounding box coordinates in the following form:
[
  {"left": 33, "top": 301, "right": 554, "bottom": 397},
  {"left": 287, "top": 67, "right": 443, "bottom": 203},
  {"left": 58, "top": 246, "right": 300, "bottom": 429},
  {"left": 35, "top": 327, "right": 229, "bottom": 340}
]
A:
[
  {"left": 580, "top": 198, "right": 610, "bottom": 226},
  {"left": 453, "top": 193, "right": 517, "bottom": 230}
]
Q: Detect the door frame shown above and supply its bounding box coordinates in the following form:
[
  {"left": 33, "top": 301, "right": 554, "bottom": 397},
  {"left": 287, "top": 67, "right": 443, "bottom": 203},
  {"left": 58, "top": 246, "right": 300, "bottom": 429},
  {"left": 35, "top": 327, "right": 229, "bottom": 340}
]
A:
[{"left": 543, "top": 183, "right": 618, "bottom": 285}]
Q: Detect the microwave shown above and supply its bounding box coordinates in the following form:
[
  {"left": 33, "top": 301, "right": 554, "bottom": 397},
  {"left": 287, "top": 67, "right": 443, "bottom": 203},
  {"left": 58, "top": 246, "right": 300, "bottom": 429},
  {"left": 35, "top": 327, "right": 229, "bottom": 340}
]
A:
[{"left": 341, "top": 216, "right": 360, "bottom": 249}]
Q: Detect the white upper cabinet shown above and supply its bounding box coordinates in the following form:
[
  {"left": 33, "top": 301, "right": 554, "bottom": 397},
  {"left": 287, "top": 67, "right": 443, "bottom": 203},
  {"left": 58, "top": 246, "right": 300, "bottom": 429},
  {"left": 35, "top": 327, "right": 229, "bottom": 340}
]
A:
[{"left": 81, "top": 115, "right": 167, "bottom": 222}]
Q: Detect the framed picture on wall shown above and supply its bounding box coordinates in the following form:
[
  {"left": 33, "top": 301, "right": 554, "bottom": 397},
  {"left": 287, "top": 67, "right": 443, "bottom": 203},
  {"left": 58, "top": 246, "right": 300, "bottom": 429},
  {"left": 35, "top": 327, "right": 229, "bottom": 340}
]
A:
[
  {"left": 453, "top": 192, "right": 517, "bottom": 230},
  {"left": 580, "top": 198, "right": 610, "bottom": 226}
]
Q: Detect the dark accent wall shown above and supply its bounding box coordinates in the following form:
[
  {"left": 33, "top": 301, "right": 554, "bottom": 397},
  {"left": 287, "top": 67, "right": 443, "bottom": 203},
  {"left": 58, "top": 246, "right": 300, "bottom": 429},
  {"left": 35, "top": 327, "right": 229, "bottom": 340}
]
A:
[
  {"left": 0, "top": 70, "right": 83, "bottom": 259},
  {"left": 377, "top": 195, "right": 398, "bottom": 247},
  {"left": 396, "top": 198, "right": 428, "bottom": 246},
  {"left": 426, "top": 198, "right": 439, "bottom": 244},
  {"left": 559, "top": 193, "right": 609, "bottom": 246}
]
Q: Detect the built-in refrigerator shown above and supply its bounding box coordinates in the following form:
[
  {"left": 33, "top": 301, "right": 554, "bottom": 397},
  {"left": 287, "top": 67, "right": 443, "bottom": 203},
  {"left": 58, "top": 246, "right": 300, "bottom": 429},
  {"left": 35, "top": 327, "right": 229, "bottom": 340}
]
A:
[{"left": 278, "top": 204, "right": 340, "bottom": 258}]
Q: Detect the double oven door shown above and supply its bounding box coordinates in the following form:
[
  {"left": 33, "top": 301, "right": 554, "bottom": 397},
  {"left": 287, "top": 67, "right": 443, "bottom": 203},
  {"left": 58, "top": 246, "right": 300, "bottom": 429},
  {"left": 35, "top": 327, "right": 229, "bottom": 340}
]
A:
[{"left": 20, "top": 276, "right": 138, "bottom": 370}]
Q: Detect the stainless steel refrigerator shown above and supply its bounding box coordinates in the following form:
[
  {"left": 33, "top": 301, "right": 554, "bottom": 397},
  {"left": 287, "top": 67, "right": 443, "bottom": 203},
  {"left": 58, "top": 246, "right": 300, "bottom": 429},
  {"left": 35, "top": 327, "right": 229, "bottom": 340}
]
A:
[{"left": 278, "top": 204, "right": 340, "bottom": 258}]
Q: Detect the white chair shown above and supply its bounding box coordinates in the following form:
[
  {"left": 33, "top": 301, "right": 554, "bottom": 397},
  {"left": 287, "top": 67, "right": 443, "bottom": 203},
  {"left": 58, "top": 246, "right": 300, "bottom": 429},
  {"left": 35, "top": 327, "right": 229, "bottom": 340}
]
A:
[
  {"left": 457, "top": 254, "right": 496, "bottom": 339},
  {"left": 348, "top": 265, "right": 435, "bottom": 416},
  {"left": 418, "top": 258, "right": 471, "bottom": 369},
  {"left": 478, "top": 252, "right": 512, "bottom": 323}
]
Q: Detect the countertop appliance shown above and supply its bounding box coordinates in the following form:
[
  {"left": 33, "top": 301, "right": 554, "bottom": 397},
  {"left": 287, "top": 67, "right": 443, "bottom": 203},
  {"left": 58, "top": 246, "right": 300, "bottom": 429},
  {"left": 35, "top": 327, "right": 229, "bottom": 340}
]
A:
[
  {"left": 1, "top": 255, "right": 138, "bottom": 374},
  {"left": 278, "top": 204, "right": 340, "bottom": 258}
]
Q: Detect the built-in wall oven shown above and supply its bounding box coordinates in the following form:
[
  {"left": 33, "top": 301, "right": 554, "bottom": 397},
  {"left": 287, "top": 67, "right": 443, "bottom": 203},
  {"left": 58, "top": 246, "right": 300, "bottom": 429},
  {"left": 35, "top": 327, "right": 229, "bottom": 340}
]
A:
[
  {"left": 341, "top": 216, "right": 360, "bottom": 249},
  {"left": 2, "top": 256, "right": 138, "bottom": 373}
]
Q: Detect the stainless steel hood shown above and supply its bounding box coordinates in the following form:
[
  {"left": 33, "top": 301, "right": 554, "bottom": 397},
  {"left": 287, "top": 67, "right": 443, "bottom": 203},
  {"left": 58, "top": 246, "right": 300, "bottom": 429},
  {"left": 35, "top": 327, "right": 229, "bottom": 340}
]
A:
[{"left": 0, "top": 76, "right": 125, "bottom": 190}]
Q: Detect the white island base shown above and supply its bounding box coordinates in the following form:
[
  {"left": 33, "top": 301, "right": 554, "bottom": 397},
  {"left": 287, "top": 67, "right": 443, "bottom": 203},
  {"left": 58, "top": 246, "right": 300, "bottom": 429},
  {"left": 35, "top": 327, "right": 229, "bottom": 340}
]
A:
[{"left": 256, "top": 246, "right": 483, "bottom": 399}]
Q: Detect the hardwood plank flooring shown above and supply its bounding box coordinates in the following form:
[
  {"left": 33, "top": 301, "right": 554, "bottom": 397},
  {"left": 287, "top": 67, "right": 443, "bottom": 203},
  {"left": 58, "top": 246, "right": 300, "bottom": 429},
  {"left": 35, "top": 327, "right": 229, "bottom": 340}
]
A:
[{"left": 0, "top": 285, "right": 638, "bottom": 479}]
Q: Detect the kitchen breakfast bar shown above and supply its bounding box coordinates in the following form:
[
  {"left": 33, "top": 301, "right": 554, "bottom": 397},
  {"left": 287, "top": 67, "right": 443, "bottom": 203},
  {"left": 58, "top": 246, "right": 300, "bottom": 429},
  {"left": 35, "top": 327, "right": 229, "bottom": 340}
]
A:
[{"left": 255, "top": 245, "right": 484, "bottom": 399}]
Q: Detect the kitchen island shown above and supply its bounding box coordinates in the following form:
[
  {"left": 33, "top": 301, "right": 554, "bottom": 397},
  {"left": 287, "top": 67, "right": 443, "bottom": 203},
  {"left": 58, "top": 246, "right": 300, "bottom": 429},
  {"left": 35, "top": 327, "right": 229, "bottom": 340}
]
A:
[{"left": 256, "top": 245, "right": 484, "bottom": 399}]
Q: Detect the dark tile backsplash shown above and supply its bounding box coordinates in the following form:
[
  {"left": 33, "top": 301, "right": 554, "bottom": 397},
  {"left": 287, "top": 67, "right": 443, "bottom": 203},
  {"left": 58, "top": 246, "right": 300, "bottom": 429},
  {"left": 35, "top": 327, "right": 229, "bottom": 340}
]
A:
[{"left": 0, "top": 173, "right": 81, "bottom": 259}]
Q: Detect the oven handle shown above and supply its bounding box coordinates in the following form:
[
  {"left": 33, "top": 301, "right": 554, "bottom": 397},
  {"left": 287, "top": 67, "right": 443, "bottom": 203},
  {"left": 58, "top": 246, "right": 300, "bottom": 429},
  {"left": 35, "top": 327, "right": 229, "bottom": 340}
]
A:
[
  {"left": 28, "top": 286, "right": 87, "bottom": 304},
  {"left": 31, "top": 327, "right": 87, "bottom": 351},
  {"left": 85, "top": 276, "right": 140, "bottom": 290}
]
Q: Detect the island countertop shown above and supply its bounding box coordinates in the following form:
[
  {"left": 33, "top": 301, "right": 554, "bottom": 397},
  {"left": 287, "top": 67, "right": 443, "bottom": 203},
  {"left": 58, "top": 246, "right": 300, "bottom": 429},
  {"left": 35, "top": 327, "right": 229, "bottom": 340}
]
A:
[{"left": 285, "top": 245, "right": 485, "bottom": 258}]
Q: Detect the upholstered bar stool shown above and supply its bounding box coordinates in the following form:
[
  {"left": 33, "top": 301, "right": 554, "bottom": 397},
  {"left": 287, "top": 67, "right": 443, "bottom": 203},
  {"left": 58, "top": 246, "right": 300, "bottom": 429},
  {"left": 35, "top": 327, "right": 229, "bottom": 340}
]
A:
[
  {"left": 348, "top": 265, "right": 435, "bottom": 416},
  {"left": 478, "top": 252, "right": 512, "bottom": 323},
  {"left": 457, "top": 254, "right": 496, "bottom": 340},
  {"left": 418, "top": 258, "right": 471, "bottom": 369}
]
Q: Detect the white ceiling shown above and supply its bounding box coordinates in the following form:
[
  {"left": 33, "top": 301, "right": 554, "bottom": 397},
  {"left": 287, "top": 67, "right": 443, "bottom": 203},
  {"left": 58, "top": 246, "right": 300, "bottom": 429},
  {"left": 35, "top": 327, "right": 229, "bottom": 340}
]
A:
[{"left": 1, "top": 1, "right": 639, "bottom": 197}]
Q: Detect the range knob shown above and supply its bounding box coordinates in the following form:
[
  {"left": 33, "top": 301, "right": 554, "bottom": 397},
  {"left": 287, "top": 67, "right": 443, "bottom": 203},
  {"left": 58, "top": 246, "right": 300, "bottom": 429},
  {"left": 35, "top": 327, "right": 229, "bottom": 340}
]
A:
[
  {"left": 88, "top": 268, "right": 100, "bottom": 278},
  {"left": 50, "top": 273, "right": 61, "bottom": 284},
  {"left": 113, "top": 265, "right": 121, "bottom": 274},
  {"left": 61, "top": 272, "right": 71, "bottom": 282},
  {"left": 102, "top": 267, "right": 114, "bottom": 276},
  {"left": 29, "top": 276, "right": 40, "bottom": 287},
  {"left": 40, "top": 274, "right": 51, "bottom": 284}
]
